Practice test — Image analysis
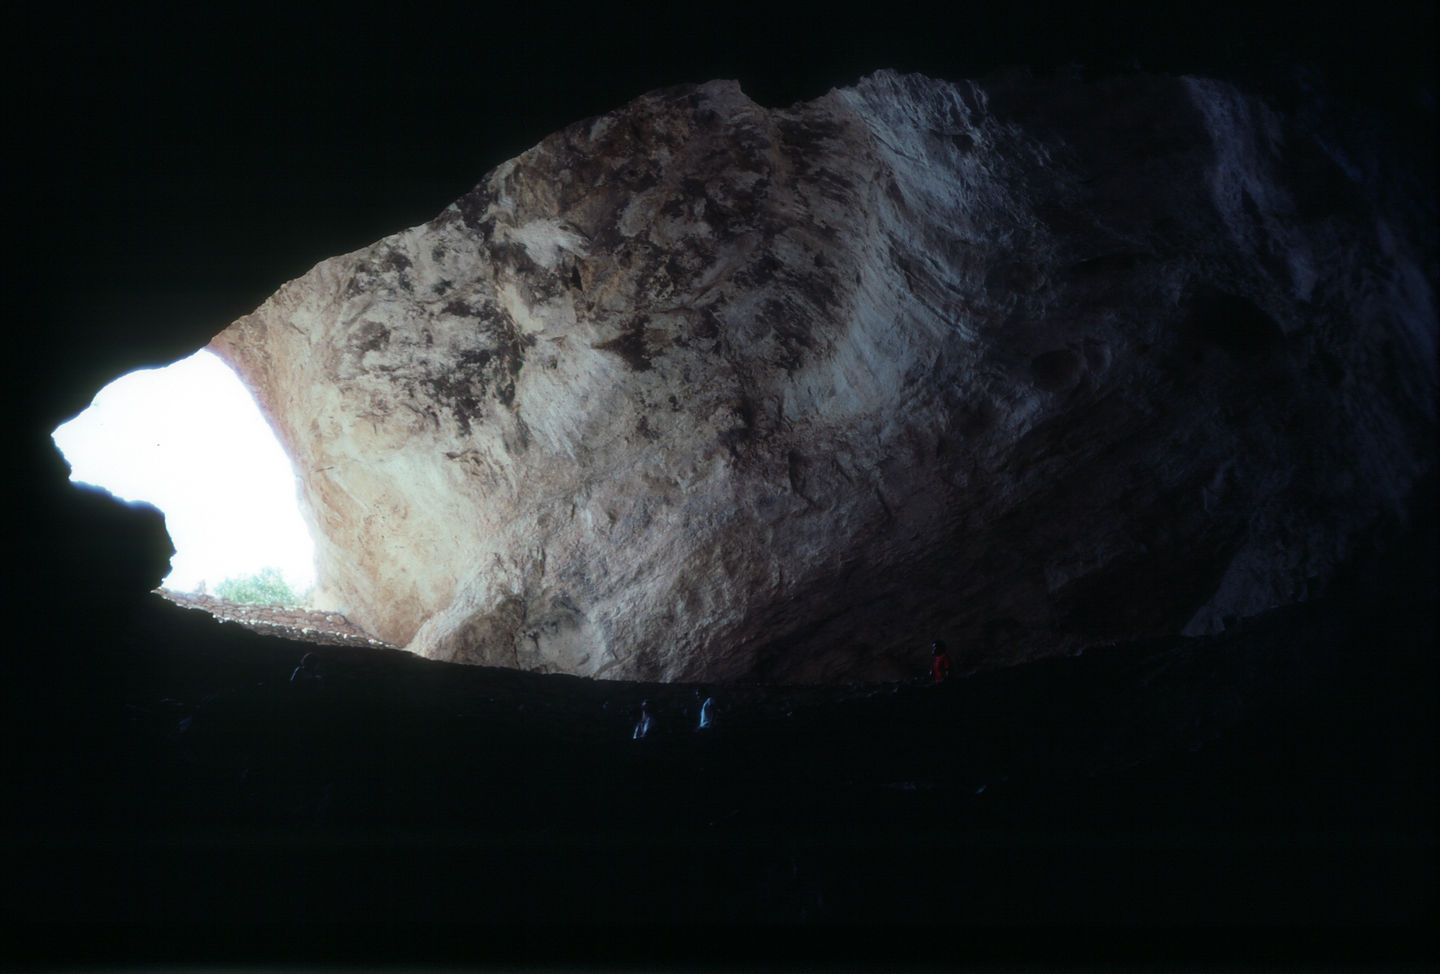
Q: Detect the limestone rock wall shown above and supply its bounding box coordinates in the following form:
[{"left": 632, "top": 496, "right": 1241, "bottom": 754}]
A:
[{"left": 209, "top": 70, "right": 1436, "bottom": 683}]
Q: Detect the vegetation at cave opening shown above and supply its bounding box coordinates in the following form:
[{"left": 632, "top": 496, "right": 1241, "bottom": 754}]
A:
[{"left": 215, "top": 566, "right": 313, "bottom": 607}]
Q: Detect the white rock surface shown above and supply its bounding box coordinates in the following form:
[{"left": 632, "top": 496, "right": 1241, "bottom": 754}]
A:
[{"left": 210, "top": 70, "right": 1436, "bottom": 683}]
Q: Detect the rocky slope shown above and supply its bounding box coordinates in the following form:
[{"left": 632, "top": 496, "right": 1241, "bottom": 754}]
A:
[
  {"left": 210, "top": 69, "right": 1436, "bottom": 683},
  {"left": 155, "top": 589, "right": 393, "bottom": 649},
  {"left": 17, "top": 492, "right": 1436, "bottom": 937}
]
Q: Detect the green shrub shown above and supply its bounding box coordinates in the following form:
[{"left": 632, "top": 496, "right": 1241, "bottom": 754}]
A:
[{"left": 214, "top": 566, "right": 307, "bottom": 606}]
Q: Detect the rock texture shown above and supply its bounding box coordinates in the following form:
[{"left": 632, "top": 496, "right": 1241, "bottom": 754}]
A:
[
  {"left": 155, "top": 589, "right": 394, "bottom": 649},
  {"left": 209, "top": 69, "right": 1436, "bottom": 684}
]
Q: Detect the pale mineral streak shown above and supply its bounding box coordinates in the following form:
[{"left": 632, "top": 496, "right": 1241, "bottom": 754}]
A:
[{"left": 209, "top": 69, "right": 1436, "bottom": 683}]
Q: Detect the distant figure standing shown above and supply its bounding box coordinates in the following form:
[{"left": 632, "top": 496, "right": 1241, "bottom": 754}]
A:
[
  {"left": 290, "top": 652, "right": 323, "bottom": 687},
  {"left": 697, "top": 693, "right": 715, "bottom": 731},
  {"left": 931, "top": 640, "right": 952, "bottom": 684},
  {"left": 633, "top": 700, "right": 655, "bottom": 740}
]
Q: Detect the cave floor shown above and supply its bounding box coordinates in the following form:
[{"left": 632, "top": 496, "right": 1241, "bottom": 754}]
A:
[
  {"left": 9, "top": 524, "right": 1437, "bottom": 969},
  {"left": 10, "top": 601, "right": 1437, "bottom": 969}
]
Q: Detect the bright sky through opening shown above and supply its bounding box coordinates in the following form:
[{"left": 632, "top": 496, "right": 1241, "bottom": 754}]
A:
[{"left": 51, "top": 350, "right": 316, "bottom": 593}]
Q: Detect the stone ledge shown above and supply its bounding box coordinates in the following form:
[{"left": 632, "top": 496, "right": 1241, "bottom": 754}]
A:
[{"left": 155, "top": 589, "right": 395, "bottom": 649}]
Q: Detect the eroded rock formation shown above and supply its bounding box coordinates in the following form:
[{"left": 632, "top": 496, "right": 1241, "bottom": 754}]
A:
[{"left": 209, "top": 69, "right": 1436, "bottom": 683}]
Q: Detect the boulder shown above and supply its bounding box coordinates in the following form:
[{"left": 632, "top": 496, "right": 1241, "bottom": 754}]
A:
[{"left": 209, "top": 69, "right": 1436, "bottom": 683}]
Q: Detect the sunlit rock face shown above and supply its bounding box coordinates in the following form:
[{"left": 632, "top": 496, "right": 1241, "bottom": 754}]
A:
[{"left": 210, "top": 69, "right": 1435, "bottom": 683}]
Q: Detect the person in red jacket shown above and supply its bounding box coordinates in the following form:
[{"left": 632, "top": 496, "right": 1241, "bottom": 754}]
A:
[{"left": 931, "top": 640, "right": 953, "bottom": 684}]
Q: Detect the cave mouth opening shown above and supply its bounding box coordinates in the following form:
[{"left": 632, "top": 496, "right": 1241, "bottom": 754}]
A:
[{"left": 50, "top": 348, "right": 318, "bottom": 606}]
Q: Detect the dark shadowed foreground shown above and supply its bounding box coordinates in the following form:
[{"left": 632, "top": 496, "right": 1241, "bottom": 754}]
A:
[
  {"left": 10, "top": 3, "right": 1436, "bottom": 970},
  {"left": 6, "top": 478, "right": 1435, "bottom": 971}
]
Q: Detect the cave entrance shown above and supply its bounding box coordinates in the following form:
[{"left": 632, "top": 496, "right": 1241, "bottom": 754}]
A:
[{"left": 50, "top": 349, "right": 317, "bottom": 604}]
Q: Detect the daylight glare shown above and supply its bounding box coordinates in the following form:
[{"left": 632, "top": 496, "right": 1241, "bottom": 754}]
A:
[{"left": 51, "top": 349, "right": 316, "bottom": 593}]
